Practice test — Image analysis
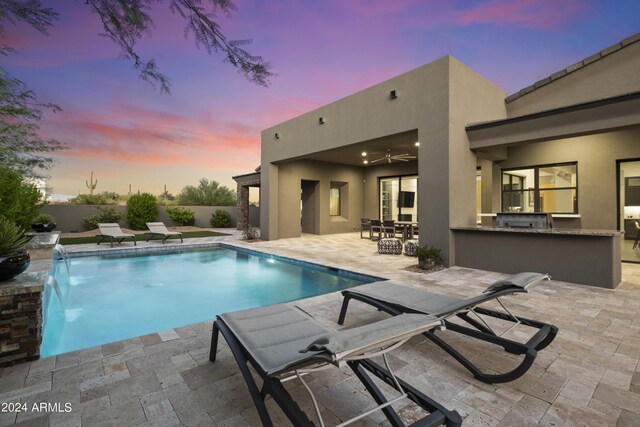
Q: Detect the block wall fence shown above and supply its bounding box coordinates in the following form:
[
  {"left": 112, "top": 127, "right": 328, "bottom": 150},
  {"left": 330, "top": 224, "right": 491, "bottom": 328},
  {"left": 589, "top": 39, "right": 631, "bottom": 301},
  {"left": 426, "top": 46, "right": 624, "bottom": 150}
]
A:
[{"left": 40, "top": 205, "right": 260, "bottom": 232}]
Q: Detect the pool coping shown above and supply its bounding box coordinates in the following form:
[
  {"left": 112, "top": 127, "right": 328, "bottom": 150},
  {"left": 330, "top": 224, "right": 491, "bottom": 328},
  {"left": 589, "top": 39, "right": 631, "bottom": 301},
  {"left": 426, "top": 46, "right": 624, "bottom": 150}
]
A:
[{"left": 58, "top": 241, "right": 386, "bottom": 284}]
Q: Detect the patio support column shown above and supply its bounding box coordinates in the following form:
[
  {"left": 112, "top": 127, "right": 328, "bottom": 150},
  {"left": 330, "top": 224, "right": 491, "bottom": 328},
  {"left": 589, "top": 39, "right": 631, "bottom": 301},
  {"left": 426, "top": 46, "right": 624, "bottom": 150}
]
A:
[{"left": 237, "top": 183, "right": 249, "bottom": 230}]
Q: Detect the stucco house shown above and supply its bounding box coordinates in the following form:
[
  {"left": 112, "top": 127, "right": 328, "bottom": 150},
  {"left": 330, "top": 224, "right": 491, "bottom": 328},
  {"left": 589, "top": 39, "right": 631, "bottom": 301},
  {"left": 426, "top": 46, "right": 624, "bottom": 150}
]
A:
[{"left": 234, "top": 32, "right": 640, "bottom": 288}]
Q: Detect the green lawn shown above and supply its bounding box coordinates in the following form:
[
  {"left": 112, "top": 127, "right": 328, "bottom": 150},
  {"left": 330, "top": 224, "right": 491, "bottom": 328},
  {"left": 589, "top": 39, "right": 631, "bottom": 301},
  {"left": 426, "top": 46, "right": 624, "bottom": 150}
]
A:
[{"left": 59, "top": 230, "right": 230, "bottom": 245}]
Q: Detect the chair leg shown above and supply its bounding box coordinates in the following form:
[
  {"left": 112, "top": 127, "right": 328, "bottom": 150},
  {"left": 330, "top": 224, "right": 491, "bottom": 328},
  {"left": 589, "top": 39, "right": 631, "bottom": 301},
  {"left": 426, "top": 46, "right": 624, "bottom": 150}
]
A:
[
  {"left": 209, "top": 321, "right": 220, "bottom": 362},
  {"left": 338, "top": 295, "right": 352, "bottom": 325},
  {"left": 213, "top": 320, "right": 275, "bottom": 427}
]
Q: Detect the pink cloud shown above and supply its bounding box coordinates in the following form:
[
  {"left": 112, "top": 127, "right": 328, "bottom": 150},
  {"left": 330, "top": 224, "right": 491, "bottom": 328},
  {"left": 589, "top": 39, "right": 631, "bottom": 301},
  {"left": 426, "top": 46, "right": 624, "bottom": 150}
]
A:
[
  {"left": 40, "top": 102, "right": 261, "bottom": 175},
  {"left": 454, "top": 0, "right": 585, "bottom": 30}
]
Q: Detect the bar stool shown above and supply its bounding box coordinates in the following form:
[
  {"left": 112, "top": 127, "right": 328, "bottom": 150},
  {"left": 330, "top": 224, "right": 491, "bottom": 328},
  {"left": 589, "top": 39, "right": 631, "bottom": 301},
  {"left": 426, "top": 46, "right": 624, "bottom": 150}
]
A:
[{"left": 634, "top": 221, "right": 640, "bottom": 250}]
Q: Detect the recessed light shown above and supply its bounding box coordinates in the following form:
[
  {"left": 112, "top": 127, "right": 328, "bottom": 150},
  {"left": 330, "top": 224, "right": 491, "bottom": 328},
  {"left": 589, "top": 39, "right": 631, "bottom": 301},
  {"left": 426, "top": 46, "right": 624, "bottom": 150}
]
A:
[
  {"left": 415, "top": 142, "right": 420, "bottom": 147},
  {"left": 363, "top": 160, "right": 368, "bottom": 164},
  {"left": 361, "top": 152, "right": 367, "bottom": 156}
]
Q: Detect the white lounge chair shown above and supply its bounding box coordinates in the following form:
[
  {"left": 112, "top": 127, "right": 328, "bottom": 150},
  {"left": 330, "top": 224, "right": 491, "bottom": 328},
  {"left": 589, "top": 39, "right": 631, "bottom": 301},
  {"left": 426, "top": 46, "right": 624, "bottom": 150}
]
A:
[
  {"left": 97, "top": 223, "right": 136, "bottom": 248},
  {"left": 145, "top": 222, "right": 183, "bottom": 244}
]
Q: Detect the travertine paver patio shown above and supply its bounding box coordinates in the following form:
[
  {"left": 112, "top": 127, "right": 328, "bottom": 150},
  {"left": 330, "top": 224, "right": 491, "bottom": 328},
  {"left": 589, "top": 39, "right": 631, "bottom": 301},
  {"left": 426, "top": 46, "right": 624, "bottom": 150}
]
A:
[{"left": 1, "top": 232, "right": 639, "bottom": 426}]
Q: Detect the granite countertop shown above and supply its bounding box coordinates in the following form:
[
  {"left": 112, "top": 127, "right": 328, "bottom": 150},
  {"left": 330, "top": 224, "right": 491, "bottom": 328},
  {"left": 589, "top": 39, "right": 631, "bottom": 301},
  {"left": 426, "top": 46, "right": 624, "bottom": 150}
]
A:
[
  {"left": 0, "top": 271, "right": 46, "bottom": 295},
  {"left": 451, "top": 226, "right": 622, "bottom": 237}
]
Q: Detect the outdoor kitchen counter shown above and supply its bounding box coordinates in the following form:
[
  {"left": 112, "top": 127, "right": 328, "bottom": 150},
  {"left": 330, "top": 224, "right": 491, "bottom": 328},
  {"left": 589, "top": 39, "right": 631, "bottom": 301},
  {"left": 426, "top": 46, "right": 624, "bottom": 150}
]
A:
[
  {"left": 452, "top": 226, "right": 622, "bottom": 237},
  {"left": 451, "top": 226, "right": 621, "bottom": 288}
]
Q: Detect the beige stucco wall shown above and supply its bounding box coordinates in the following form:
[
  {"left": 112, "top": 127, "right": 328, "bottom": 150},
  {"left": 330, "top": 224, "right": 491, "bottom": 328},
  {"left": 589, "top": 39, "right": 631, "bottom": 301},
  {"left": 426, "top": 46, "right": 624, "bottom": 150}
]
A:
[
  {"left": 275, "top": 160, "right": 365, "bottom": 239},
  {"left": 261, "top": 56, "right": 452, "bottom": 242},
  {"left": 441, "top": 59, "right": 507, "bottom": 261},
  {"left": 507, "top": 41, "right": 640, "bottom": 117},
  {"left": 498, "top": 127, "right": 640, "bottom": 230},
  {"left": 260, "top": 56, "right": 508, "bottom": 265}
]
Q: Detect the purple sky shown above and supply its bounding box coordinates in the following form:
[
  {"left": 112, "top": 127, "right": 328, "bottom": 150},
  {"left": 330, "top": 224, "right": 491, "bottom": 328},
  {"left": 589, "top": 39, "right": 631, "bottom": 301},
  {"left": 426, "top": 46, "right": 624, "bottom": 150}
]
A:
[{"left": 3, "top": 0, "right": 640, "bottom": 198}]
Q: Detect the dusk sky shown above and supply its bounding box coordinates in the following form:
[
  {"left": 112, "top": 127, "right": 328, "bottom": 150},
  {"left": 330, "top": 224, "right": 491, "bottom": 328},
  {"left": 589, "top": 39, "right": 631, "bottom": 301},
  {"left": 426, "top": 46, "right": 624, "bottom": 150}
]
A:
[{"left": 3, "top": 0, "right": 640, "bottom": 199}]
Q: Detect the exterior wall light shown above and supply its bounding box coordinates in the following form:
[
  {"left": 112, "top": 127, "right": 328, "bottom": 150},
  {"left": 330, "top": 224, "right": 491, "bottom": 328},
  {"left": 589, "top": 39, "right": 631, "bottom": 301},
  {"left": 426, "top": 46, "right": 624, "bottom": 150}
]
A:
[
  {"left": 390, "top": 90, "right": 397, "bottom": 99},
  {"left": 274, "top": 132, "right": 280, "bottom": 139},
  {"left": 319, "top": 117, "right": 325, "bottom": 124}
]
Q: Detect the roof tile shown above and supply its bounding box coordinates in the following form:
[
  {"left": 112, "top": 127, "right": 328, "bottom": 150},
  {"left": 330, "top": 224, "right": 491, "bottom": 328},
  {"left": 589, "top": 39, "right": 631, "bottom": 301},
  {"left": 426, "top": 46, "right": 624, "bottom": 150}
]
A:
[
  {"left": 505, "top": 32, "right": 640, "bottom": 103},
  {"left": 621, "top": 33, "right": 640, "bottom": 46}
]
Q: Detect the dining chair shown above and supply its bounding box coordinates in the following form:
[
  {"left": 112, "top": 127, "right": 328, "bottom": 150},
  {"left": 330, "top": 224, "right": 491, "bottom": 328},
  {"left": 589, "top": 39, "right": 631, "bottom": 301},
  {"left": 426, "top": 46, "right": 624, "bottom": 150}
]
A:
[
  {"left": 382, "top": 220, "right": 398, "bottom": 238},
  {"left": 370, "top": 219, "right": 382, "bottom": 241},
  {"left": 360, "top": 218, "right": 371, "bottom": 239}
]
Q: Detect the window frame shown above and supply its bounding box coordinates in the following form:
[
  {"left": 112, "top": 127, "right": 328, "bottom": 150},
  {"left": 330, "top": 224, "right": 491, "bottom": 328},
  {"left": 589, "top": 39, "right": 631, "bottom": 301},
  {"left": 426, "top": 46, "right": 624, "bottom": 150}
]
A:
[{"left": 501, "top": 162, "right": 578, "bottom": 214}]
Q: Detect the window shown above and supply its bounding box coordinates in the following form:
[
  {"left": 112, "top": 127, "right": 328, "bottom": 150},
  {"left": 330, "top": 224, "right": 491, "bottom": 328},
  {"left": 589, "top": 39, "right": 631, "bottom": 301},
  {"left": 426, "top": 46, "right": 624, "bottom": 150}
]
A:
[
  {"left": 329, "top": 187, "right": 340, "bottom": 216},
  {"left": 502, "top": 163, "right": 577, "bottom": 213}
]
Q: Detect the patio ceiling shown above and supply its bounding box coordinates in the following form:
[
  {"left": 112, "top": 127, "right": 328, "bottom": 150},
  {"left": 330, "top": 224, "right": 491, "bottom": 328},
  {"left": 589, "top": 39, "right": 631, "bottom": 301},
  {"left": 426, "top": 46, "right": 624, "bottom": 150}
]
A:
[{"left": 277, "top": 129, "right": 419, "bottom": 167}]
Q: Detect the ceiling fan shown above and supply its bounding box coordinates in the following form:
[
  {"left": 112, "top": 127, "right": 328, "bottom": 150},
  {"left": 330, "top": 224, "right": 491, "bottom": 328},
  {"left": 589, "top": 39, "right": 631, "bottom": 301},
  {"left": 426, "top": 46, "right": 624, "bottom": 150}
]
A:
[{"left": 369, "top": 149, "right": 416, "bottom": 164}]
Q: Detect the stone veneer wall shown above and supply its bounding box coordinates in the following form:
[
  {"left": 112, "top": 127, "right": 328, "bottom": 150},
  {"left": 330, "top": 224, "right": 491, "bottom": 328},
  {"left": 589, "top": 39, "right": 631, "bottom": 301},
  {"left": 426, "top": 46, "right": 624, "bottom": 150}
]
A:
[{"left": 0, "top": 272, "right": 45, "bottom": 367}]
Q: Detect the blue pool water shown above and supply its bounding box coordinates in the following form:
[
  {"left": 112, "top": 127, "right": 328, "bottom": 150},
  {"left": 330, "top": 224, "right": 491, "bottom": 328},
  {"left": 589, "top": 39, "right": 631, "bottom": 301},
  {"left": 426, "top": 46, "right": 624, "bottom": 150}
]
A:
[{"left": 42, "top": 246, "right": 376, "bottom": 357}]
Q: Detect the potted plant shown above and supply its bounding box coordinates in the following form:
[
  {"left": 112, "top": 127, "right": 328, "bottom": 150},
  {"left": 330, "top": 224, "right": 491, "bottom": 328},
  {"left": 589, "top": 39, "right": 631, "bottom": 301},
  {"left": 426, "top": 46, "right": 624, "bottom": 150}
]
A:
[
  {"left": 31, "top": 213, "right": 57, "bottom": 232},
  {"left": 415, "top": 245, "right": 441, "bottom": 270},
  {"left": 0, "top": 218, "right": 31, "bottom": 281}
]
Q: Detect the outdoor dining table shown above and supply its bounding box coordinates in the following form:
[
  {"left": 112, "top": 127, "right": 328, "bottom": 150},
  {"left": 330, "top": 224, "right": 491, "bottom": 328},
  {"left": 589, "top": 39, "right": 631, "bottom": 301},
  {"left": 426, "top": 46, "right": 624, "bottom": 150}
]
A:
[{"left": 395, "top": 221, "right": 418, "bottom": 242}]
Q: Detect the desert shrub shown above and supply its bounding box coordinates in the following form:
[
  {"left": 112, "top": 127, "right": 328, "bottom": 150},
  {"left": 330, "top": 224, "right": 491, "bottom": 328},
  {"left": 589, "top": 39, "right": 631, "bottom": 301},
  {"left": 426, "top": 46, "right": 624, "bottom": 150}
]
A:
[
  {"left": 0, "top": 166, "right": 41, "bottom": 230},
  {"left": 126, "top": 193, "right": 158, "bottom": 230},
  {"left": 82, "top": 207, "right": 123, "bottom": 230},
  {"left": 0, "top": 217, "right": 29, "bottom": 255},
  {"left": 166, "top": 206, "right": 195, "bottom": 226},
  {"left": 69, "top": 192, "right": 120, "bottom": 205},
  {"left": 415, "top": 245, "right": 442, "bottom": 261},
  {"left": 210, "top": 209, "right": 231, "bottom": 228},
  {"left": 35, "top": 213, "right": 54, "bottom": 223}
]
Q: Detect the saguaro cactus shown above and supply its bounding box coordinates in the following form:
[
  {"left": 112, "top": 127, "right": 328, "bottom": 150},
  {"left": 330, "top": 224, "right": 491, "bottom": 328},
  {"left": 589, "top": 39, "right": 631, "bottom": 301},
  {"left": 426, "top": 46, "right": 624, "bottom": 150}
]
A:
[{"left": 85, "top": 171, "right": 98, "bottom": 195}]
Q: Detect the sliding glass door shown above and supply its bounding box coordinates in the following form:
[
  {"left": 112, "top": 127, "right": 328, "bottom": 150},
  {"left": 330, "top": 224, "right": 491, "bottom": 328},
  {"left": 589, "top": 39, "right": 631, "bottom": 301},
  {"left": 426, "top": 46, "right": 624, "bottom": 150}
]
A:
[{"left": 379, "top": 175, "right": 418, "bottom": 221}]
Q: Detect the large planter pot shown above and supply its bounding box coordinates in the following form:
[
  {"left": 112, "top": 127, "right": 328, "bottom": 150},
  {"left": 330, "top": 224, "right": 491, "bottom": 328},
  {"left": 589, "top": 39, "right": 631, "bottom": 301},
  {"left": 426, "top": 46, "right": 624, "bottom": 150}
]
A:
[
  {"left": 31, "top": 222, "right": 57, "bottom": 232},
  {"left": 418, "top": 257, "right": 436, "bottom": 270},
  {"left": 0, "top": 251, "right": 31, "bottom": 281}
]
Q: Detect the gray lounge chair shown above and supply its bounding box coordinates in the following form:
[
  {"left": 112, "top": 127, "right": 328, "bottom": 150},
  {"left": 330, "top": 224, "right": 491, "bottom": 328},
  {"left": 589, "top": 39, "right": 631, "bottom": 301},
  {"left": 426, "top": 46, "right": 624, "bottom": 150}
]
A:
[
  {"left": 96, "top": 223, "right": 136, "bottom": 248},
  {"left": 145, "top": 222, "right": 183, "bottom": 244},
  {"left": 338, "top": 272, "right": 558, "bottom": 384},
  {"left": 210, "top": 303, "right": 462, "bottom": 427}
]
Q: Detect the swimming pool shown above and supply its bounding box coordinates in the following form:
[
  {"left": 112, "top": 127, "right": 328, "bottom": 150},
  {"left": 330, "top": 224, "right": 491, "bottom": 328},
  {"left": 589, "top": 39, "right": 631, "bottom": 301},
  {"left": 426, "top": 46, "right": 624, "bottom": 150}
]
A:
[{"left": 41, "top": 245, "right": 378, "bottom": 357}]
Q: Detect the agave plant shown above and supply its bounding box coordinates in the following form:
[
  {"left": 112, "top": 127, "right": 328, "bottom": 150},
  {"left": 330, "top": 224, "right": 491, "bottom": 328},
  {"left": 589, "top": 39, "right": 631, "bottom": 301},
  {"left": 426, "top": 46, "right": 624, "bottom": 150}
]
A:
[{"left": 0, "top": 217, "right": 30, "bottom": 255}]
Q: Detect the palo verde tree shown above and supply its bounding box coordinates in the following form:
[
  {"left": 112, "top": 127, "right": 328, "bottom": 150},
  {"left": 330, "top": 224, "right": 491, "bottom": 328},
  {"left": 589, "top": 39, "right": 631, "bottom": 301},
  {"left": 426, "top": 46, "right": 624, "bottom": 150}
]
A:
[
  {"left": 0, "top": 0, "right": 273, "bottom": 210},
  {"left": 0, "top": 48, "right": 65, "bottom": 178},
  {"left": 0, "top": 0, "right": 274, "bottom": 94}
]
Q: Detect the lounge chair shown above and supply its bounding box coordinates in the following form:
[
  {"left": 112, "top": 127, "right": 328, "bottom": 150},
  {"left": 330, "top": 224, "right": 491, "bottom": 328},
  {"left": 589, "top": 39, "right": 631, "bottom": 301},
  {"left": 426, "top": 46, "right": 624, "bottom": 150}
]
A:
[
  {"left": 210, "top": 303, "right": 462, "bottom": 427},
  {"left": 96, "top": 223, "right": 136, "bottom": 248},
  {"left": 338, "top": 272, "right": 558, "bottom": 384},
  {"left": 145, "top": 222, "right": 183, "bottom": 244}
]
